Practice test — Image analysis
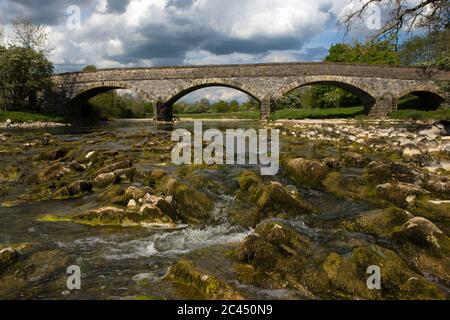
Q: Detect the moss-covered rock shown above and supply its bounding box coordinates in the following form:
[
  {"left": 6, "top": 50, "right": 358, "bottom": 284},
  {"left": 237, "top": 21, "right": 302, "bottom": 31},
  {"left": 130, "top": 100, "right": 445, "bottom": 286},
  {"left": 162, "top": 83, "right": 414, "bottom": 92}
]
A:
[
  {"left": 39, "top": 163, "right": 72, "bottom": 182},
  {"left": 94, "top": 159, "right": 132, "bottom": 176},
  {"left": 340, "top": 151, "right": 371, "bottom": 168},
  {"left": 35, "top": 148, "right": 68, "bottom": 161},
  {"left": 236, "top": 220, "right": 313, "bottom": 271},
  {"left": 376, "top": 182, "right": 430, "bottom": 208},
  {"left": 0, "top": 165, "right": 22, "bottom": 183},
  {"left": 145, "top": 169, "right": 167, "bottom": 186},
  {"left": 342, "top": 208, "right": 414, "bottom": 237},
  {"left": 234, "top": 171, "right": 314, "bottom": 227},
  {"left": 47, "top": 205, "right": 176, "bottom": 228},
  {"left": 392, "top": 217, "right": 449, "bottom": 253},
  {"left": 364, "top": 160, "right": 417, "bottom": 185},
  {"left": 156, "top": 176, "right": 213, "bottom": 224},
  {"left": 392, "top": 217, "right": 450, "bottom": 286},
  {"left": 164, "top": 260, "right": 243, "bottom": 300},
  {"left": 284, "top": 158, "right": 331, "bottom": 189},
  {"left": 54, "top": 180, "right": 93, "bottom": 199},
  {"left": 0, "top": 248, "right": 18, "bottom": 273},
  {"left": 94, "top": 172, "right": 117, "bottom": 188}
]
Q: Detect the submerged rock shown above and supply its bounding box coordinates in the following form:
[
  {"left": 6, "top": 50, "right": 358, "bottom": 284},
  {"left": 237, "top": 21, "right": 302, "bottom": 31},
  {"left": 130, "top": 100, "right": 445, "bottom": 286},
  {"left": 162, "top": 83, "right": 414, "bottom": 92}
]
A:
[{"left": 164, "top": 260, "right": 243, "bottom": 300}]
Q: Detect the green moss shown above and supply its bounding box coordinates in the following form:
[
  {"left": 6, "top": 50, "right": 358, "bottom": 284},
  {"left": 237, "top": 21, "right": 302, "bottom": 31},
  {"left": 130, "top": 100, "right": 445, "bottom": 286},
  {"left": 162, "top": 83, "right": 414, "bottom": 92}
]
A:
[
  {"left": 234, "top": 171, "right": 314, "bottom": 227},
  {"left": 157, "top": 176, "right": 213, "bottom": 224},
  {"left": 0, "top": 165, "right": 22, "bottom": 183},
  {"left": 283, "top": 158, "right": 331, "bottom": 189},
  {"left": 341, "top": 207, "right": 413, "bottom": 237},
  {"left": 164, "top": 260, "right": 243, "bottom": 300}
]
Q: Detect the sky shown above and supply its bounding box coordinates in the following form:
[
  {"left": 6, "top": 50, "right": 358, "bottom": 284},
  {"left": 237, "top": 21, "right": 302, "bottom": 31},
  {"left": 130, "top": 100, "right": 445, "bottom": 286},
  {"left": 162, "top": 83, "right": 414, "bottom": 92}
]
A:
[{"left": 0, "top": 0, "right": 382, "bottom": 102}]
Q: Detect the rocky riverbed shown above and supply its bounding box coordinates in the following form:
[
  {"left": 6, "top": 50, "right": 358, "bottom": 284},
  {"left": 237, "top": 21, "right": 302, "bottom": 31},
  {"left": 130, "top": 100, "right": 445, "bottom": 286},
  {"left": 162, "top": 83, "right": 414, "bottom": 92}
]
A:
[{"left": 0, "top": 119, "right": 449, "bottom": 300}]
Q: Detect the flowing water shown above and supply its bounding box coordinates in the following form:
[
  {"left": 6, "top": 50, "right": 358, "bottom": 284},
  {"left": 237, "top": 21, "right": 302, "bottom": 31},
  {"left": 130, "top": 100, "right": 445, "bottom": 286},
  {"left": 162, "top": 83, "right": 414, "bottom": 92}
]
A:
[{"left": 0, "top": 120, "right": 407, "bottom": 299}]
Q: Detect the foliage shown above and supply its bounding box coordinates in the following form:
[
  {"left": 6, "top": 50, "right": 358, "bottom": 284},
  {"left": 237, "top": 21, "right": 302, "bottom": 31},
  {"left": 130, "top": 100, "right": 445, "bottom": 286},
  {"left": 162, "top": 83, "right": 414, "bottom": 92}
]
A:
[
  {"left": 399, "top": 29, "right": 450, "bottom": 66},
  {"left": 82, "top": 65, "right": 98, "bottom": 72},
  {"left": 174, "top": 111, "right": 260, "bottom": 120},
  {"left": 325, "top": 41, "right": 399, "bottom": 65},
  {"left": 86, "top": 91, "right": 152, "bottom": 119},
  {"left": 174, "top": 96, "right": 259, "bottom": 114},
  {"left": 0, "top": 46, "right": 53, "bottom": 110}
]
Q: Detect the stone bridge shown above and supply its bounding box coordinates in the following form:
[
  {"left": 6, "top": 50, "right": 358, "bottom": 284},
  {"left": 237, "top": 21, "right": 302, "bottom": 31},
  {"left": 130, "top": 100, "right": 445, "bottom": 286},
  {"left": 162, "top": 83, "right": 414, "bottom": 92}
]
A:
[{"left": 50, "top": 62, "right": 450, "bottom": 121}]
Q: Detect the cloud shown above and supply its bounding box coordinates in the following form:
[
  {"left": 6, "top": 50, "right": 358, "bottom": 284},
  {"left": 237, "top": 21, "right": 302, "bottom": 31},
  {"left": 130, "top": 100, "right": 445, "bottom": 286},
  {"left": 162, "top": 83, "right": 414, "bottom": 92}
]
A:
[{"left": 1, "top": 0, "right": 363, "bottom": 71}]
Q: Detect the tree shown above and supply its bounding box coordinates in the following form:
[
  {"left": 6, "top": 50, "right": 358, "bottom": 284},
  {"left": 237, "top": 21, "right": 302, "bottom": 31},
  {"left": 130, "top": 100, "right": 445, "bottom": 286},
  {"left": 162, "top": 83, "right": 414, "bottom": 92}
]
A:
[
  {"left": 325, "top": 41, "right": 399, "bottom": 65},
  {"left": 12, "top": 16, "right": 51, "bottom": 55},
  {"left": 399, "top": 28, "right": 450, "bottom": 65},
  {"left": 0, "top": 47, "right": 53, "bottom": 110},
  {"left": 341, "top": 0, "right": 449, "bottom": 41},
  {"left": 83, "top": 65, "right": 97, "bottom": 72}
]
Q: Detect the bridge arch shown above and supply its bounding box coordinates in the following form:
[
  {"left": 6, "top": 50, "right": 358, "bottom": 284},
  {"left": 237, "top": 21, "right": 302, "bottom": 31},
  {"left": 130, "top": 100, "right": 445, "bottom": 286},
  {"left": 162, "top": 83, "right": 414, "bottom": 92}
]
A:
[
  {"left": 165, "top": 78, "right": 262, "bottom": 106},
  {"left": 276, "top": 76, "right": 377, "bottom": 114},
  {"left": 396, "top": 87, "right": 446, "bottom": 111},
  {"left": 67, "top": 81, "right": 151, "bottom": 106}
]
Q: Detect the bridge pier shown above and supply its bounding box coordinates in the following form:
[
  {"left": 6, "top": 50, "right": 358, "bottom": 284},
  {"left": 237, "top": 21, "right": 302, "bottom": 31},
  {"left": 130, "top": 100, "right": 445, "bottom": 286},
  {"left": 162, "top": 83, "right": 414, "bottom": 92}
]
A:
[
  {"left": 154, "top": 98, "right": 173, "bottom": 122},
  {"left": 368, "top": 93, "right": 397, "bottom": 118},
  {"left": 261, "top": 96, "right": 275, "bottom": 121}
]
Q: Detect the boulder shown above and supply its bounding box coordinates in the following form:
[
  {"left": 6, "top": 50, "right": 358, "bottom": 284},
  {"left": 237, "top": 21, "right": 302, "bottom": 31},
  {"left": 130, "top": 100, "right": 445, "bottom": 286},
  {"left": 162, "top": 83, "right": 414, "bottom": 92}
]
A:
[
  {"left": 376, "top": 182, "right": 430, "bottom": 208},
  {"left": 234, "top": 171, "right": 313, "bottom": 227},
  {"left": 94, "top": 159, "right": 132, "bottom": 176},
  {"left": 236, "top": 221, "right": 313, "bottom": 270},
  {"left": 319, "top": 245, "right": 445, "bottom": 300},
  {"left": 164, "top": 260, "right": 243, "bottom": 300},
  {"left": 392, "top": 217, "right": 449, "bottom": 252},
  {"left": 365, "top": 160, "right": 417, "bottom": 184},
  {"left": 284, "top": 158, "right": 331, "bottom": 189},
  {"left": 340, "top": 152, "right": 371, "bottom": 168},
  {"left": 342, "top": 208, "right": 414, "bottom": 237},
  {"left": 55, "top": 180, "right": 92, "bottom": 198},
  {"left": 157, "top": 176, "right": 213, "bottom": 224},
  {"left": 94, "top": 172, "right": 117, "bottom": 188},
  {"left": 72, "top": 205, "right": 175, "bottom": 228}
]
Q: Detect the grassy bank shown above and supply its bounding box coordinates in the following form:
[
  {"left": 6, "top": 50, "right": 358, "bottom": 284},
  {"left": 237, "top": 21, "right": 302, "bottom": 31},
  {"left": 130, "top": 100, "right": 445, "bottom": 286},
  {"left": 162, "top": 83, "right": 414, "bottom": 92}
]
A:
[
  {"left": 176, "top": 108, "right": 365, "bottom": 121},
  {"left": 389, "top": 108, "right": 450, "bottom": 121},
  {"left": 0, "top": 111, "right": 67, "bottom": 123},
  {"left": 176, "top": 111, "right": 260, "bottom": 120},
  {"left": 270, "top": 107, "right": 364, "bottom": 120}
]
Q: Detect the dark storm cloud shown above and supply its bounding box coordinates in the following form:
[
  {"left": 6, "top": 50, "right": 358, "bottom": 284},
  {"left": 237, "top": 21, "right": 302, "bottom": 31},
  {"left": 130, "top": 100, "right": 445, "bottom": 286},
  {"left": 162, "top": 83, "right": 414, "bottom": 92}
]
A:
[
  {"left": 203, "top": 36, "right": 304, "bottom": 56},
  {"left": 0, "top": 0, "right": 93, "bottom": 25},
  {"left": 106, "top": 0, "right": 130, "bottom": 13},
  {"left": 166, "top": 0, "right": 195, "bottom": 10}
]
